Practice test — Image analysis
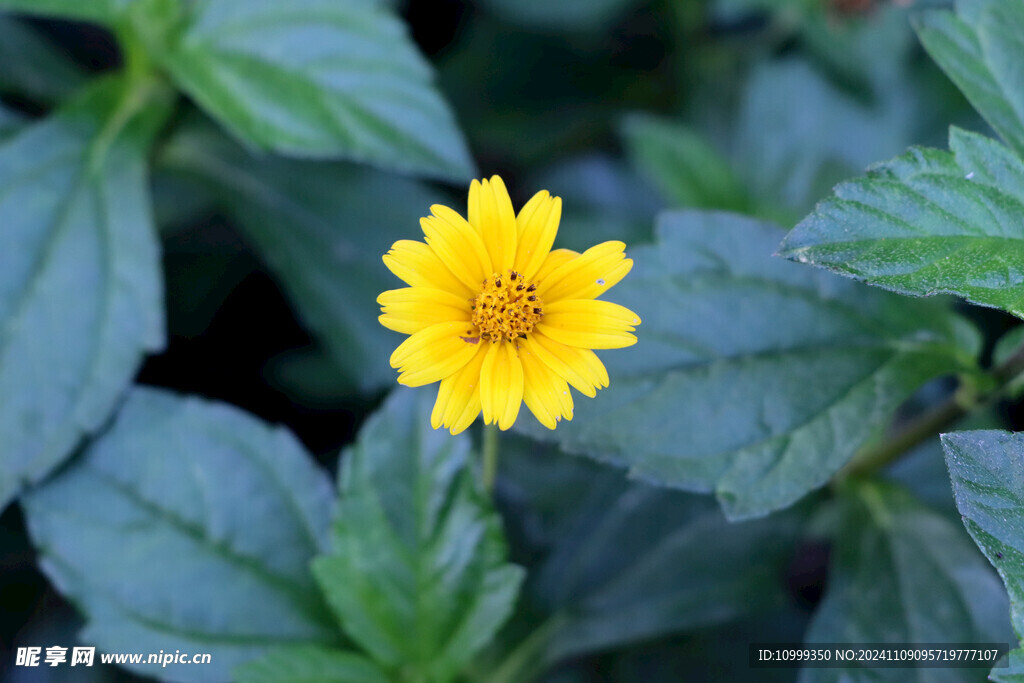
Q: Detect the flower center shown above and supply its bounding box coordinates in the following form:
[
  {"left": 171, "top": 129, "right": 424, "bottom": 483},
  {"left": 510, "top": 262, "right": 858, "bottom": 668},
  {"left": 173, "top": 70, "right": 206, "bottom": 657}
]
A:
[{"left": 471, "top": 270, "right": 543, "bottom": 343}]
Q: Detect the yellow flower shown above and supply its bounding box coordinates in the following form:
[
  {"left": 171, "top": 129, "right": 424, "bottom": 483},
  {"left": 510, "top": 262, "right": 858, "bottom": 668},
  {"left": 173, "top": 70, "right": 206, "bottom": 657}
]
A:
[{"left": 378, "top": 176, "right": 640, "bottom": 434}]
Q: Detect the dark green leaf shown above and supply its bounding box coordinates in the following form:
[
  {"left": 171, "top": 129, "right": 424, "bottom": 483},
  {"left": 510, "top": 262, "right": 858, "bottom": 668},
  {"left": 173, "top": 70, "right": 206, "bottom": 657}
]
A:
[
  {"left": 993, "top": 327, "right": 1024, "bottom": 405},
  {"left": 801, "top": 480, "right": 1012, "bottom": 683},
  {"left": 992, "top": 649, "right": 1024, "bottom": 683},
  {"left": 736, "top": 59, "right": 913, "bottom": 215},
  {"left": 498, "top": 437, "right": 803, "bottom": 666},
  {"left": 0, "top": 102, "right": 24, "bottom": 140},
  {"left": 437, "top": 18, "right": 625, "bottom": 169},
  {"left": 150, "top": 166, "right": 217, "bottom": 237},
  {"left": 942, "top": 431, "right": 1024, "bottom": 645},
  {"left": 619, "top": 113, "right": 750, "bottom": 212},
  {"left": 264, "top": 347, "right": 356, "bottom": 408},
  {"left": 884, "top": 438, "right": 960, "bottom": 522},
  {"left": 157, "top": 0, "right": 474, "bottom": 181},
  {"left": 585, "top": 610, "right": 810, "bottom": 683},
  {"left": 161, "top": 248, "right": 252, "bottom": 340},
  {"left": 713, "top": 0, "right": 915, "bottom": 92},
  {"left": 159, "top": 118, "right": 449, "bottom": 392},
  {"left": 996, "top": 327, "right": 1024, "bottom": 368},
  {"left": 236, "top": 645, "right": 390, "bottom": 683},
  {"left": 0, "top": 16, "right": 86, "bottom": 104},
  {"left": 23, "top": 387, "right": 339, "bottom": 681},
  {"left": 994, "top": 332, "right": 1024, "bottom": 412},
  {"left": 712, "top": 0, "right": 806, "bottom": 18},
  {"left": 917, "top": 0, "right": 1024, "bottom": 157},
  {"left": 476, "top": 0, "right": 641, "bottom": 31},
  {"left": 800, "top": 4, "right": 916, "bottom": 94},
  {"left": 780, "top": 127, "right": 1024, "bottom": 318},
  {"left": 0, "top": 0, "right": 130, "bottom": 22},
  {"left": 884, "top": 401, "right": 1005, "bottom": 522},
  {"left": 312, "top": 388, "right": 524, "bottom": 682},
  {"left": 519, "top": 211, "right": 979, "bottom": 520},
  {"left": 0, "top": 78, "right": 168, "bottom": 508},
  {"left": 527, "top": 155, "right": 659, "bottom": 253}
]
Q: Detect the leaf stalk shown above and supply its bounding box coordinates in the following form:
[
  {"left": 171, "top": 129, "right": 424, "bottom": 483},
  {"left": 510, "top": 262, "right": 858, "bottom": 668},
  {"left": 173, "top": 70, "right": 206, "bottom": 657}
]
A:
[{"left": 841, "top": 340, "right": 1024, "bottom": 479}]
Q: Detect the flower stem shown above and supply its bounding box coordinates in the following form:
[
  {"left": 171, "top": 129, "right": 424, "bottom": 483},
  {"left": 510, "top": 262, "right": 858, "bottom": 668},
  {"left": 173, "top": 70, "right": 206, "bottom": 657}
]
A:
[{"left": 482, "top": 423, "right": 500, "bottom": 494}]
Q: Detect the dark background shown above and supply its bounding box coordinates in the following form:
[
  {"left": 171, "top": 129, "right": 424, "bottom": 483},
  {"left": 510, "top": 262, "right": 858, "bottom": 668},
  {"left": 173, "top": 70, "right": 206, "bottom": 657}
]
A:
[{"left": 2, "top": 1, "right": 1015, "bottom": 680}]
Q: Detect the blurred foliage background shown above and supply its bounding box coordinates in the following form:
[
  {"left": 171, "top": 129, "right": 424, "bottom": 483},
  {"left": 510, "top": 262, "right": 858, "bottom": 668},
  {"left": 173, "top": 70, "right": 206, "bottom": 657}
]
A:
[{"left": 1, "top": 0, "right": 1016, "bottom": 681}]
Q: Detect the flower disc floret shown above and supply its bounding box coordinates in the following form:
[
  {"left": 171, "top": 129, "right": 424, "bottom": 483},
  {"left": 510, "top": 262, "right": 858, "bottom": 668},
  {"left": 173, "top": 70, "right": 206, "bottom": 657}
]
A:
[{"left": 472, "top": 271, "right": 542, "bottom": 343}]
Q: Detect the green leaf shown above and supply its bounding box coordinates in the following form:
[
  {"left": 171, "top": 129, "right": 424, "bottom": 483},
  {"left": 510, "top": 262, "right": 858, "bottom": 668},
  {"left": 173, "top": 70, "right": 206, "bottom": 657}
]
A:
[
  {"left": 0, "top": 16, "right": 87, "bottom": 104},
  {"left": 801, "top": 480, "right": 1012, "bottom": 683},
  {"left": 236, "top": 645, "right": 390, "bottom": 683},
  {"left": 150, "top": 165, "right": 218, "bottom": 238},
  {"left": 780, "top": 127, "right": 1024, "bottom": 318},
  {"left": 527, "top": 155, "right": 659, "bottom": 253},
  {"left": 601, "top": 610, "right": 810, "bottom": 683},
  {"left": 264, "top": 347, "right": 356, "bottom": 407},
  {"left": 158, "top": 118, "right": 449, "bottom": 392},
  {"left": 884, "top": 439, "right": 959, "bottom": 521},
  {"left": 800, "top": 3, "right": 917, "bottom": 94},
  {"left": 0, "top": 0, "right": 132, "bottom": 22},
  {"left": 498, "top": 437, "right": 803, "bottom": 667},
  {"left": 23, "top": 387, "right": 339, "bottom": 681},
  {"left": 885, "top": 402, "right": 1008, "bottom": 522},
  {"left": 312, "top": 388, "right": 524, "bottom": 682},
  {"left": 156, "top": 0, "right": 474, "bottom": 181},
  {"left": 736, "top": 59, "right": 913, "bottom": 216},
  {"left": 996, "top": 326, "right": 1024, "bottom": 367},
  {"left": 519, "top": 210, "right": 979, "bottom": 520},
  {"left": 0, "top": 78, "right": 168, "bottom": 508},
  {"left": 437, "top": 18, "right": 621, "bottom": 169},
  {"left": 942, "top": 431, "right": 1024, "bottom": 645},
  {"left": 917, "top": 0, "right": 1024, "bottom": 157},
  {"left": 0, "top": 102, "right": 24, "bottom": 141},
  {"left": 994, "top": 327, "right": 1024, "bottom": 402},
  {"left": 619, "top": 113, "right": 750, "bottom": 212},
  {"left": 992, "top": 649, "right": 1024, "bottom": 683},
  {"left": 476, "top": 0, "right": 641, "bottom": 31}
]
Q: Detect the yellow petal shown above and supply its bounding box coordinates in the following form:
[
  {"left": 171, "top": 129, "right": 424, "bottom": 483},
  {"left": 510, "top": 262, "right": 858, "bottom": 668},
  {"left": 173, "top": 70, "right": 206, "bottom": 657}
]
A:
[
  {"left": 513, "top": 191, "right": 561, "bottom": 281},
  {"left": 479, "top": 341, "right": 524, "bottom": 430},
  {"left": 469, "top": 176, "right": 517, "bottom": 273},
  {"left": 514, "top": 190, "right": 548, "bottom": 239},
  {"left": 536, "top": 299, "right": 640, "bottom": 349},
  {"left": 537, "top": 241, "right": 632, "bottom": 302},
  {"left": 525, "top": 332, "right": 608, "bottom": 397},
  {"left": 545, "top": 299, "right": 641, "bottom": 325},
  {"left": 390, "top": 321, "right": 481, "bottom": 387},
  {"left": 533, "top": 248, "right": 579, "bottom": 284},
  {"left": 431, "top": 343, "right": 487, "bottom": 434},
  {"left": 382, "top": 240, "right": 474, "bottom": 298},
  {"left": 421, "top": 205, "right": 493, "bottom": 290},
  {"left": 378, "top": 287, "right": 472, "bottom": 334},
  {"left": 535, "top": 326, "right": 637, "bottom": 350},
  {"left": 520, "top": 341, "right": 573, "bottom": 429},
  {"left": 567, "top": 257, "right": 633, "bottom": 301},
  {"left": 468, "top": 179, "right": 482, "bottom": 235}
]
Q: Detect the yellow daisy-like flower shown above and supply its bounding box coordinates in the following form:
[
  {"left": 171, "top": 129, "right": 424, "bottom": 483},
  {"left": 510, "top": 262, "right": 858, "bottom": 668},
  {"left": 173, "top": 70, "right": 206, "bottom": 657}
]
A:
[{"left": 378, "top": 176, "right": 640, "bottom": 435}]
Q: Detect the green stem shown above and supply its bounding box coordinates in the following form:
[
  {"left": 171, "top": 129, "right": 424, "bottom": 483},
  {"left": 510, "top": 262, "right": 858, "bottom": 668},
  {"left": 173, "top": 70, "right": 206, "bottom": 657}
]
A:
[
  {"left": 487, "top": 616, "right": 564, "bottom": 683},
  {"left": 118, "top": 21, "right": 153, "bottom": 88},
  {"left": 842, "top": 343, "right": 1024, "bottom": 479},
  {"left": 86, "top": 22, "right": 173, "bottom": 169},
  {"left": 482, "top": 423, "right": 500, "bottom": 494}
]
